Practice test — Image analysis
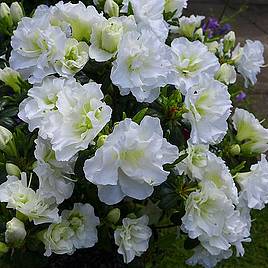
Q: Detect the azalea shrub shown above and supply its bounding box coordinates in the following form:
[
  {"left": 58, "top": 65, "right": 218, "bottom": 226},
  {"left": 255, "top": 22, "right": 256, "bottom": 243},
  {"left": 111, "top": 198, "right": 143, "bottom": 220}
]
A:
[{"left": 0, "top": 0, "right": 267, "bottom": 267}]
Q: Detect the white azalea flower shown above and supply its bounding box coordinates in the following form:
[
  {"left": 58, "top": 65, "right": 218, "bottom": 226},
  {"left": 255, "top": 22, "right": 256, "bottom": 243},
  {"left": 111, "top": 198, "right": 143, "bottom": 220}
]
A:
[
  {"left": 237, "top": 155, "right": 268, "bottom": 210},
  {"left": 42, "top": 221, "right": 75, "bottom": 256},
  {"left": 114, "top": 215, "right": 152, "bottom": 263},
  {"left": 183, "top": 75, "right": 232, "bottom": 145},
  {"left": 129, "top": 0, "right": 169, "bottom": 41},
  {"left": 175, "top": 142, "right": 209, "bottom": 179},
  {"left": 232, "top": 108, "right": 268, "bottom": 155},
  {"left": 61, "top": 203, "right": 100, "bottom": 249},
  {"left": 182, "top": 181, "right": 249, "bottom": 256},
  {"left": 10, "top": 16, "right": 66, "bottom": 84},
  {"left": 51, "top": 80, "right": 112, "bottom": 161},
  {"left": 18, "top": 76, "right": 66, "bottom": 139},
  {"left": 84, "top": 116, "right": 179, "bottom": 205},
  {"left": 186, "top": 246, "right": 232, "bottom": 268},
  {"left": 34, "top": 137, "right": 76, "bottom": 204},
  {"left": 42, "top": 203, "right": 99, "bottom": 256},
  {"left": 50, "top": 1, "right": 102, "bottom": 42},
  {"left": 168, "top": 37, "right": 220, "bottom": 92},
  {"left": 0, "top": 173, "right": 60, "bottom": 225},
  {"left": 111, "top": 29, "right": 170, "bottom": 103},
  {"left": 235, "top": 40, "right": 264, "bottom": 87},
  {"left": 164, "top": 0, "right": 188, "bottom": 19},
  {"left": 178, "top": 15, "right": 205, "bottom": 38},
  {"left": 54, "top": 38, "right": 89, "bottom": 77},
  {"left": 89, "top": 15, "right": 136, "bottom": 62}
]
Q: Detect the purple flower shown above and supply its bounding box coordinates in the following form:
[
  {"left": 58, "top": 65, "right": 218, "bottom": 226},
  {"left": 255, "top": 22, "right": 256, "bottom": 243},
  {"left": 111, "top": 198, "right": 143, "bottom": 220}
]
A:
[
  {"left": 202, "top": 18, "right": 232, "bottom": 38},
  {"left": 236, "top": 91, "right": 247, "bottom": 102}
]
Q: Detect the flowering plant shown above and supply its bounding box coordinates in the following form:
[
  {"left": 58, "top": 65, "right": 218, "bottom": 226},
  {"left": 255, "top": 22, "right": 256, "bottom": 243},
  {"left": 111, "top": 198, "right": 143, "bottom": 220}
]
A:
[{"left": 0, "top": 1, "right": 266, "bottom": 267}]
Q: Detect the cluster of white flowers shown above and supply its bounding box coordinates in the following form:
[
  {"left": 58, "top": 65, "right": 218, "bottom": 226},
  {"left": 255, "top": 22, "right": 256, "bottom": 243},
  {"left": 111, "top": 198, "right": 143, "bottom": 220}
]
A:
[{"left": 0, "top": 0, "right": 266, "bottom": 266}]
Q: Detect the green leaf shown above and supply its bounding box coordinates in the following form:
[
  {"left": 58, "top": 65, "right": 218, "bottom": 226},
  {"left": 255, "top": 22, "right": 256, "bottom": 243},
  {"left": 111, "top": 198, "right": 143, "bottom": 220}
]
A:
[{"left": 132, "top": 108, "right": 148, "bottom": 124}]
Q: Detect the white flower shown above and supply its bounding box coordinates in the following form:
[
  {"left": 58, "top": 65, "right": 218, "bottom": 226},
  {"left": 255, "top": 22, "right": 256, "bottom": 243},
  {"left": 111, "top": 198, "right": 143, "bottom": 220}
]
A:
[
  {"left": 114, "top": 215, "right": 152, "bottom": 263},
  {"left": 42, "top": 203, "right": 99, "bottom": 256},
  {"left": 89, "top": 15, "right": 136, "bottom": 62},
  {"left": 182, "top": 181, "right": 249, "bottom": 256},
  {"left": 34, "top": 137, "right": 76, "bottom": 204},
  {"left": 183, "top": 75, "right": 232, "bottom": 145},
  {"left": 235, "top": 40, "right": 264, "bottom": 87},
  {"left": 168, "top": 37, "right": 220, "bottom": 92},
  {"left": 175, "top": 142, "right": 209, "bottom": 179},
  {"left": 5, "top": 217, "right": 27, "bottom": 246},
  {"left": 237, "top": 155, "right": 268, "bottom": 210},
  {"left": 18, "top": 76, "right": 66, "bottom": 139},
  {"left": 50, "top": 1, "right": 102, "bottom": 42},
  {"left": 186, "top": 246, "right": 232, "bottom": 268},
  {"left": 111, "top": 29, "right": 170, "bottom": 103},
  {"left": 42, "top": 221, "right": 75, "bottom": 256},
  {"left": 84, "top": 116, "right": 179, "bottom": 205},
  {"left": 232, "top": 108, "right": 268, "bottom": 155},
  {"left": 54, "top": 38, "right": 89, "bottom": 77},
  {"left": 164, "top": 0, "right": 187, "bottom": 19},
  {"left": 10, "top": 16, "right": 66, "bottom": 84},
  {"left": 178, "top": 15, "right": 205, "bottom": 38},
  {"left": 215, "top": 63, "right": 236, "bottom": 85},
  {"left": 61, "top": 203, "right": 100, "bottom": 249},
  {"left": 0, "top": 173, "right": 60, "bottom": 225},
  {"left": 51, "top": 80, "right": 112, "bottom": 161}
]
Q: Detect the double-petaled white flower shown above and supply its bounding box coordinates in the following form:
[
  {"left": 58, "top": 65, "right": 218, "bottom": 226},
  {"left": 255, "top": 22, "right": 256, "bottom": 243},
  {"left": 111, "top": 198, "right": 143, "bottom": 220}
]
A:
[
  {"left": 89, "top": 15, "right": 136, "bottom": 62},
  {"left": 168, "top": 37, "right": 220, "bottom": 92},
  {"left": 42, "top": 203, "right": 99, "bottom": 256},
  {"left": 50, "top": 1, "right": 102, "bottom": 42},
  {"left": 111, "top": 29, "right": 170, "bottom": 103},
  {"left": 114, "top": 215, "right": 152, "bottom": 263},
  {"left": 232, "top": 108, "right": 268, "bottom": 155},
  {"left": 0, "top": 172, "right": 60, "bottom": 225},
  {"left": 182, "top": 181, "right": 250, "bottom": 257},
  {"left": 183, "top": 75, "right": 232, "bottom": 145},
  {"left": 51, "top": 80, "right": 112, "bottom": 161},
  {"left": 84, "top": 116, "right": 179, "bottom": 205},
  {"left": 10, "top": 15, "right": 66, "bottom": 84},
  {"left": 235, "top": 40, "right": 264, "bottom": 87},
  {"left": 34, "top": 137, "right": 76, "bottom": 204},
  {"left": 237, "top": 155, "right": 268, "bottom": 210}
]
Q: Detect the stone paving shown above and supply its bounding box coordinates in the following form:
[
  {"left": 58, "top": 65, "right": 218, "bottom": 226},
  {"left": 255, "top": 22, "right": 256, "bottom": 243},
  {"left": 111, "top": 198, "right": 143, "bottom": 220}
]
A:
[{"left": 187, "top": 1, "right": 268, "bottom": 121}]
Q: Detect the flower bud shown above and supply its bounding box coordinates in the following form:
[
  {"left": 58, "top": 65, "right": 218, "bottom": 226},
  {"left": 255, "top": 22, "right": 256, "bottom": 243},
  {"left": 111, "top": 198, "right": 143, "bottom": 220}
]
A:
[
  {"left": 194, "top": 28, "right": 204, "bottom": 41},
  {"left": 205, "top": 41, "right": 219, "bottom": 54},
  {"left": 223, "top": 31, "right": 236, "bottom": 53},
  {"left": 5, "top": 217, "right": 27, "bottom": 247},
  {"left": 97, "top": 135, "right": 108, "bottom": 148},
  {"left": 179, "top": 15, "right": 205, "bottom": 38},
  {"left": 229, "top": 144, "right": 241, "bottom": 156},
  {"left": 107, "top": 208, "right": 121, "bottom": 224},
  {"left": 0, "top": 67, "right": 23, "bottom": 93},
  {"left": 0, "top": 242, "right": 9, "bottom": 256},
  {"left": 0, "top": 126, "right": 13, "bottom": 151},
  {"left": 215, "top": 63, "right": 237, "bottom": 85},
  {"left": 104, "top": 0, "right": 119, "bottom": 17},
  {"left": 6, "top": 163, "right": 21, "bottom": 177},
  {"left": 10, "top": 2, "right": 24, "bottom": 25},
  {"left": 0, "top": 3, "right": 13, "bottom": 33}
]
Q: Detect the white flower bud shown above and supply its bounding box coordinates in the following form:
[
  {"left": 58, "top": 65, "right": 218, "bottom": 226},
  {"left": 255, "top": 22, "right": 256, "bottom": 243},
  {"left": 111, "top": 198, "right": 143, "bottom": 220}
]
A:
[
  {"left": 223, "top": 31, "right": 236, "bottom": 52},
  {"left": 0, "top": 126, "right": 13, "bottom": 151},
  {"left": 6, "top": 163, "right": 21, "bottom": 177},
  {"left": 0, "top": 67, "right": 23, "bottom": 93},
  {"left": 0, "top": 3, "right": 13, "bottom": 32},
  {"left": 205, "top": 41, "right": 219, "bottom": 54},
  {"left": 107, "top": 208, "right": 120, "bottom": 224},
  {"left": 195, "top": 28, "right": 204, "bottom": 42},
  {"left": 104, "top": 0, "right": 119, "bottom": 17},
  {"left": 5, "top": 218, "right": 27, "bottom": 247},
  {"left": 179, "top": 15, "right": 205, "bottom": 38},
  {"left": 215, "top": 63, "right": 237, "bottom": 85},
  {"left": 10, "top": 2, "right": 24, "bottom": 25}
]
